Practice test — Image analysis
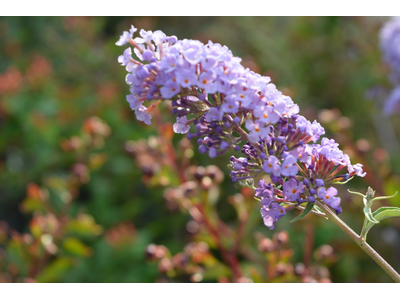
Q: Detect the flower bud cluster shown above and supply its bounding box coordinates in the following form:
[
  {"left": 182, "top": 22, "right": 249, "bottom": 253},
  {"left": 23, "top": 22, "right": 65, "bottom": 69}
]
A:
[{"left": 117, "top": 26, "right": 366, "bottom": 229}]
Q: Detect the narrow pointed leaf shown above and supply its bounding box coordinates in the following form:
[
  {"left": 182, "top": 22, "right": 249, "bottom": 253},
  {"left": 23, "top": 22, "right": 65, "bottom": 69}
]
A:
[
  {"left": 289, "top": 202, "right": 315, "bottom": 223},
  {"left": 361, "top": 207, "right": 400, "bottom": 241},
  {"left": 347, "top": 189, "right": 365, "bottom": 197},
  {"left": 363, "top": 206, "right": 379, "bottom": 224},
  {"left": 370, "top": 191, "right": 398, "bottom": 204},
  {"left": 310, "top": 205, "right": 329, "bottom": 219},
  {"left": 313, "top": 205, "right": 324, "bottom": 214}
]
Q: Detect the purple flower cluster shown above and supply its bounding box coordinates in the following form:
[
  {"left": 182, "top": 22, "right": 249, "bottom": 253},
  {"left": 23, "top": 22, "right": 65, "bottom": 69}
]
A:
[
  {"left": 380, "top": 17, "right": 400, "bottom": 115},
  {"left": 117, "top": 26, "right": 367, "bottom": 230},
  {"left": 383, "top": 86, "right": 400, "bottom": 115}
]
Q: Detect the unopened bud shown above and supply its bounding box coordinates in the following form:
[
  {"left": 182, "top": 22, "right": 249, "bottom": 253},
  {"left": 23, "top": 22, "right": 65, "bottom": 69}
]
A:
[
  {"left": 145, "top": 244, "right": 168, "bottom": 261},
  {"left": 275, "top": 262, "right": 287, "bottom": 276},
  {"left": 294, "top": 263, "right": 306, "bottom": 276},
  {"left": 200, "top": 176, "right": 213, "bottom": 190},
  {"left": 258, "top": 237, "right": 274, "bottom": 253},
  {"left": 205, "top": 165, "right": 224, "bottom": 183},
  {"left": 314, "top": 245, "right": 334, "bottom": 261},
  {"left": 274, "top": 230, "right": 289, "bottom": 245},
  {"left": 194, "top": 166, "right": 206, "bottom": 181},
  {"left": 158, "top": 257, "right": 173, "bottom": 273},
  {"left": 180, "top": 181, "right": 198, "bottom": 198},
  {"left": 172, "top": 253, "right": 189, "bottom": 270}
]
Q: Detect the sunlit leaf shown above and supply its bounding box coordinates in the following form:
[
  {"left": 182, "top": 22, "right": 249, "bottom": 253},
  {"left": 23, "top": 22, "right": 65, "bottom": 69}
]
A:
[
  {"left": 361, "top": 207, "right": 400, "bottom": 241},
  {"left": 62, "top": 237, "right": 93, "bottom": 257},
  {"left": 20, "top": 197, "right": 46, "bottom": 214},
  {"left": 312, "top": 205, "right": 328, "bottom": 218},
  {"left": 202, "top": 264, "right": 231, "bottom": 281},
  {"left": 88, "top": 153, "right": 108, "bottom": 170},
  {"left": 64, "top": 214, "right": 102, "bottom": 237},
  {"left": 35, "top": 257, "right": 76, "bottom": 283},
  {"left": 289, "top": 202, "right": 315, "bottom": 223}
]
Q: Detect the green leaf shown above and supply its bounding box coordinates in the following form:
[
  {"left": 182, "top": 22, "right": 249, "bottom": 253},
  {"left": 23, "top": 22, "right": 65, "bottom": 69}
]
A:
[
  {"left": 370, "top": 191, "right": 398, "bottom": 204},
  {"left": 363, "top": 206, "right": 379, "bottom": 224},
  {"left": 313, "top": 205, "right": 324, "bottom": 214},
  {"left": 373, "top": 206, "right": 400, "bottom": 219},
  {"left": 233, "top": 178, "right": 254, "bottom": 189},
  {"left": 35, "top": 257, "right": 76, "bottom": 283},
  {"left": 289, "top": 202, "right": 315, "bottom": 223},
  {"left": 347, "top": 189, "right": 366, "bottom": 197},
  {"left": 312, "top": 205, "right": 329, "bottom": 219},
  {"left": 62, "top": 237, "right": 93, "bottom": 257},
  {"left": 361, "top": 207, "right": 400, "bottom": 242},
  {"left": 20, "top": 197, "right": 46, "bottom": 214},
  {"left": 64, "top": 214, "right": 103, "bottom": 237}
]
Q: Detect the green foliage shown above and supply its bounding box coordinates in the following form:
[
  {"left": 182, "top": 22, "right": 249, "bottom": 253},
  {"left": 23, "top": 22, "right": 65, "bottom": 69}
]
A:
[
  {"left": 0, "top": 16, "right": 400, "bottom": 283},
  {"left": 362, "top": 207, "right": 400, "bottom": 242},
  {"left": 349, "top": 187, "right": 399, "bottom": 243},
  {"left": 289, "top": 202, "right": 315, "bottom": 223}
]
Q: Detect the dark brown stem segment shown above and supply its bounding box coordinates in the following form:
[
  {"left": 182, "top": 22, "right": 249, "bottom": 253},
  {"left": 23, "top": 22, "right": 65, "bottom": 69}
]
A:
[
  {"left": 316, "top": 201, "right": 400, "bottom": 283},
  {"left": 195, "top": 204, "right": 243, "bottom": 281},
  {"left": 303, "top": 223, "right": 314, "bottom": 270}
]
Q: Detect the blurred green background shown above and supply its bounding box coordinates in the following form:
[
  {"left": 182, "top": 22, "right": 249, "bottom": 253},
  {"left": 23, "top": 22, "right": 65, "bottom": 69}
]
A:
[{"left": 1, "top": 16, "right": 400, "bottom": 283}]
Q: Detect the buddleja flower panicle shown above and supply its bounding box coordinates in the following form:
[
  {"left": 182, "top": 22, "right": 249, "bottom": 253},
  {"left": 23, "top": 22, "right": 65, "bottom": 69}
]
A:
[{"left": 117, "top": 26, "right": 367, "bottom": 230}]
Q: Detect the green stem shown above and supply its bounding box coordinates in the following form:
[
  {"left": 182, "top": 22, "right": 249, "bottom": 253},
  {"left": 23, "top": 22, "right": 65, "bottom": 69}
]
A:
[
  {"left": 360, "top": 217, "right": 368, "bottom": 242},
  {"left": 316, "top": 201, "right": 400, "bottom": 283}
]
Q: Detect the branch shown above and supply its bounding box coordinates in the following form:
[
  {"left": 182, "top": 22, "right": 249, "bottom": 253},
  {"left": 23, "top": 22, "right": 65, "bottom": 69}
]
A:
[{"left": 316, "top": 200, "right": 400, "bottom": 283}]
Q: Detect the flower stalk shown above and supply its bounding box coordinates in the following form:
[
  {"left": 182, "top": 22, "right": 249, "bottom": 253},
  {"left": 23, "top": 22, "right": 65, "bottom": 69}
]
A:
[{"left": 316, "top": 200, "right": 400, "bottom": 283}]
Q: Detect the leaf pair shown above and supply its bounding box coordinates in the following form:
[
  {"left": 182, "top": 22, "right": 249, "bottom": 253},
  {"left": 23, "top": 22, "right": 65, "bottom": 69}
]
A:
[
  {"left": 348, "top": 188, "right": 399, "bottom": 243},
  {"left": 361, "top": 206, "right": 400, "bottom": 241}
]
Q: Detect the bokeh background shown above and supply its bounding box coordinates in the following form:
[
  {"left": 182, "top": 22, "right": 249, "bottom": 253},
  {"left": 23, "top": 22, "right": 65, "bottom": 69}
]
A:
[{"left": 1, "top": 16, "right": 400, "bottom": 283}]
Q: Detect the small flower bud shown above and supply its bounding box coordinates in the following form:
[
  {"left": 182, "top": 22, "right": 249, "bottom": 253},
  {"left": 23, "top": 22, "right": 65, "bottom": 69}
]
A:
[
  {"left": 205, "top": 165, "right": 224, "bottom": 183},
  {"left": 315, "top": 179, "right": 325, "bottom": 188},
  {"left": 294, "top": 263, "right": 306, "bottom": 276},
  {"left": 200, "top": 176, "right": 213, "bottom": 190},
  {"left": 257, "top": 237, "right": 274, "bottom": 253},
  {"left": 274, "top": 230, "right": 289, "bottom": 245},
  {"left": 275, "top": 262, "right": 288, "bottom": 276},
  {"left": 193, "top": 166, "right": 206, "bottom": 181},
  {"left": 158, "top": 257, "right": 174, "bottom": 273},
  {"left": 172, "top": 253, "right": 189, "bottom": 270},
  {"left": 314, "top": 245, "right": 334, "bottom": 261},
  {"left": 145, "top": 244, "right": 168, "bottom": 261},
  {"left": 179, "top": 181, "right": 198, "bottom": 198}
]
